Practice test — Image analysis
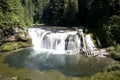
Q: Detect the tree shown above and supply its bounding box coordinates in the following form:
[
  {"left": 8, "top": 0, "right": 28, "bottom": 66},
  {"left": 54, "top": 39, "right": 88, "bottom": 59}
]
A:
[
  {"left": 0, "top": 0, "right": 25, "bottom": 36},
  {"left": 42, "top": 0, "right": 78, "bottom": 26},
  {"left": 78, "top": 0, "right": 120, "bottom": 27},
  {"left": 21, "top": 0, "right": 34, "bottom": 26},
  {"left": 33, "top": 0, "right": 49, "bottom": 24},
  {"left": 42, "top": 0, "right": 64, "bottom": 25},
  {"left": 103, "top": 15, "right": 120, "bottom": 45},
  {"left": 63, "top": 0, "right": 78, "bottom": 26}
]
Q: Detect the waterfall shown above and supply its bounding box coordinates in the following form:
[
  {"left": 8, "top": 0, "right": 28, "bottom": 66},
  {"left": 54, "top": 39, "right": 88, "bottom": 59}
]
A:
[
  {"left": 28, "top": 27, "right": 96, "bottom": 54},
  {"left": 85, "top": 34, "right": 96, "bottom": 51}
]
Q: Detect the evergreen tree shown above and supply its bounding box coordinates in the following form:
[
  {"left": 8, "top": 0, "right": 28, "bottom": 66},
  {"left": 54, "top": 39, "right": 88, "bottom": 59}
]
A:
[
  {"left": 33, "top": 0, "right": 49, "bottom": 24},
  {"left": 42, "top": 0, "right": 64, "bottom": 25},
  {"left": 21, "top": 0, "right": 34, "bottom": 26},
  {"left": 63, "top": 0, "right": 78, "bottom": 26},
  {"left": 42, "top": 0, "right": 78, "bottom": 26}
]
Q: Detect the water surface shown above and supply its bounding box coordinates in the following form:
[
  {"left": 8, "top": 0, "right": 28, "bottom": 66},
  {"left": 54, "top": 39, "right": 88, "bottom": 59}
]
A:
[{"left": 3, "top": 48, "right": 115, "bottom": 79}]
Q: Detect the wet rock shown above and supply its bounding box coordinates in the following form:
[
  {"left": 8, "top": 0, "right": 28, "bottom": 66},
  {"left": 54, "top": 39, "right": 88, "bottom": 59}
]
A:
[
  {"left": 1, "top": 27, "right": 30, "bottom": 42},
  {"left": 8, "top": 35, "right": 17, "bottom": 41},
  {"left": 14, "top": 27, "right": 31, "bottom": 42}
]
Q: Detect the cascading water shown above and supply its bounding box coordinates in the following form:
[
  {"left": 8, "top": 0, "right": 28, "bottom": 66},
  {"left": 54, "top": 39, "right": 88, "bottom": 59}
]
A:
[
  {"left": 85, "top": 34, "right": 96, "bottom": 51},
  {"left": 28, "top": 27, "right": 96, "bottom": 54}
]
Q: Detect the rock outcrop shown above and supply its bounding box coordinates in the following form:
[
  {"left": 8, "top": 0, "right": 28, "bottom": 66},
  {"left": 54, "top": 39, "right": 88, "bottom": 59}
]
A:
[{"left": 0, "top": 27, "right": 31, "bottom": 52}]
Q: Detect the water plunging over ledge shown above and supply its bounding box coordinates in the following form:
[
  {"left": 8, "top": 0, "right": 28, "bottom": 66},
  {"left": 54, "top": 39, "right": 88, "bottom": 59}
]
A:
[
  {"left": 1, "top": 27, "right": 115, "bottom": 79},
  {"left": 28, "top": 27, "right": 96, "bottom": 55}
]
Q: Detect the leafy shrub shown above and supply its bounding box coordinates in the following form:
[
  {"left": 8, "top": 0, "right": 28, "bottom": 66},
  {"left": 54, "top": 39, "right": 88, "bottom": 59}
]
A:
[
  {"left": 103, "top": 15, "right": 120, "bottom": 45},
  {"left": 108, "top": 45, "right": 120, "bottom": 60},
  {"left": 103, "top": 64, "right": 120, "bottom": 72}
]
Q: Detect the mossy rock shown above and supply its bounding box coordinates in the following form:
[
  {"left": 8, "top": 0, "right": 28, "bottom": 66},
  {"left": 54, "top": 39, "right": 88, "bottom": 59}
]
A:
[
  {"left": 1, "top": 42, "right": 18, "bottom": 51},
  {"left": 18, "top": 42, "right": 31, "bottom": 48},
  {"left": 1, "top": 42, "right": 31, "bottom": 52}
]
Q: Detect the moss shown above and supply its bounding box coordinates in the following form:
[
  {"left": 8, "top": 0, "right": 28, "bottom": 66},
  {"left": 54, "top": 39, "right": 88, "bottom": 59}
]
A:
[
  {"left": 108, "top": 45, "right": 120, "bottom": 60},
  {"left": 1, "top": 42, "right": 18, "bottom": 51},
  {"left": 103, "top": 64, "right": 120, "bottom": 72},
  {"left": 107, "top": 46, "right": 115, "bottom": 52},
  {"left": 18, "top": 42, "right": 30, "bottom": 48},
  {"left": 90, "top": 70, "right": 120, "bottom": 80},
  {"left": 1, "top": 42, "right": 31, "bottom": 52}
]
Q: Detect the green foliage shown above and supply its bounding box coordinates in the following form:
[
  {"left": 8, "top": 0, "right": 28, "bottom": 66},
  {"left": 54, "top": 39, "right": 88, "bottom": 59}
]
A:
[
  {"left": 0, "top": 0, "right": 25, "bottom": 28},
  {"left": 103, "top": 64, "right": 120, "bottom": 72},
  {"left": 0, "top": 8, "right": 4, "bottom": 27},
  {"left": 77, "top": 0, "right": 120, "bottom": 47},
  {"left": 103, "top": 15, "right": 120, "bottom": 45},
  {"left": 89, "top": 64, "right": 120, "bottom": 80},
  {"left": 0, "top": 0, "right": 26, "bottom": 38},
  {"left": 107, "top": 45, "right": 120, "bottom": 60},
  {"left": 90, "top": 15, "right": 120, "bottom": 47},
  {"left": 1, "top": 42, "right": 18, "bottom": 51},
  {"left": 0, "top": 0, "right": 120, "bottom": 48},
  {"left": 42, "top": 0, "right": 64, "bottom": 25},
  {"left": 78, "top": 0, "right": 120, "bottom": 27},
  {"left": 42, "top": 0, "right": 78, "bottom": 26},
  {"left": 22, "top": 0, "right": 34, "bottom": 26},
  {"left": 33, "top": 0, "right": 49, "bottom": 24},
  {"left": 63, "top": 0, "right": 78, "bottom": 26},
  {"left": 111, "top": 52, "right": 120, "bottom": 60}
]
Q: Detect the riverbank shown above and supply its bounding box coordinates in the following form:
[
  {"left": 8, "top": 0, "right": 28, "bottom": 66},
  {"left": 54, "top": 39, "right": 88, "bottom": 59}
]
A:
[
  {"left": 0, "top": 41, "right": 31, "bottom": 52},
  {"left": 0, "top": 27, "right": 32, "bottom": 52}
]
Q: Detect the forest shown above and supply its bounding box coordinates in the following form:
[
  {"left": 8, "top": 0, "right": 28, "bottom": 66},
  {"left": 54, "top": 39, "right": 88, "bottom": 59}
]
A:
[
  {"left": 0, "top": 0, "right": 120, "bottom": 80},
  {"left": 0, "top": 0, "right": 120, "bottom": 47}
]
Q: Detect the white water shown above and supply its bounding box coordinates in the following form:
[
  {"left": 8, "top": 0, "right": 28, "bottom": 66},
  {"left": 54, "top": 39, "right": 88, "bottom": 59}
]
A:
[
  {"left": 85, "top": 34, "right": 96, "bottom": 51},
  {"left": 28, "top": 27, "right": 96, "bottom": 54}
]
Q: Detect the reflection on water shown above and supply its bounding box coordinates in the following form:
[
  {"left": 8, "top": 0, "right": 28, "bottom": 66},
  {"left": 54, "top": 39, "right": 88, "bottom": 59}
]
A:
[{"left": 4, "top": 48, "right": 114, "bottom": 77}]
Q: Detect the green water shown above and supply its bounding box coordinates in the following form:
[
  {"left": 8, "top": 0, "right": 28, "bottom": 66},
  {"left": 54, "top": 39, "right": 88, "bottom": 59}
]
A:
[{"left": 0, "top": 48, "right": 116, "bottom": 80}]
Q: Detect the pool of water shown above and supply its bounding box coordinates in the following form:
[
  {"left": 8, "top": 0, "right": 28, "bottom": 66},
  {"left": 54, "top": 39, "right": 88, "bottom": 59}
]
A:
[{"left": 3, "top": 48, "right": 115, "bottom": 79}]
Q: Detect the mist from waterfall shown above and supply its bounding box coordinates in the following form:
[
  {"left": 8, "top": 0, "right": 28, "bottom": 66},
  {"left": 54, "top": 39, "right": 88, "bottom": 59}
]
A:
[{"left": 28, "top": 27, "right": 96, "bottom": 54}]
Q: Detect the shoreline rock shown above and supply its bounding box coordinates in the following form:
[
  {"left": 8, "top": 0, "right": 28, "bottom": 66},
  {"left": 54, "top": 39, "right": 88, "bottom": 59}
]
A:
[
  {"left": 0, "top": 41, "right": 31, "bottom": 52},
  {"left": 0, "top": 27, "right": 32, "bottom": 52}
]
